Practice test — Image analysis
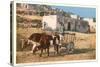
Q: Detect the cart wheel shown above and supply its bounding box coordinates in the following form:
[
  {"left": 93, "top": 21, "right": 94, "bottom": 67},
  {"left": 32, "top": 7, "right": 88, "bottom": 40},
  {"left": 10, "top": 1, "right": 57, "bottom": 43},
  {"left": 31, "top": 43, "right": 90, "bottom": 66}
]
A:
[{"left": 67, "top": 42, "right": 74, "bottom": 54}]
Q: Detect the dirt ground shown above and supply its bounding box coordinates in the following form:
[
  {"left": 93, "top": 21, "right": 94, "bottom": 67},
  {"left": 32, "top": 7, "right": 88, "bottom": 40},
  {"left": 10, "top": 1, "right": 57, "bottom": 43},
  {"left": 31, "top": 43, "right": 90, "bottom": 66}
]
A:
[{"left": 16, "top": 32, "right": 96, "bottom": 64}]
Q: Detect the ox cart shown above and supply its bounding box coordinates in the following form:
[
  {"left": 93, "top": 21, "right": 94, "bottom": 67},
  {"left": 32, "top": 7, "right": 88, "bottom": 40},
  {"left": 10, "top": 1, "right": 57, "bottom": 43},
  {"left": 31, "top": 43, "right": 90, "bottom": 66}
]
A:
[
  {"left": 60, "top": 32, "right": 76, "bottom": 54},
  {"left": 20, "top": 32, "right": 76, "bottom": 56}
]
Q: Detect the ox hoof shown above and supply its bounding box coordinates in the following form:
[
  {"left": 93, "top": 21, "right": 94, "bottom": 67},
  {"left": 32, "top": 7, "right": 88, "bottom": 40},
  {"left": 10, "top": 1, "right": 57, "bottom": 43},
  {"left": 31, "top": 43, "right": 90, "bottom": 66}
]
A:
[
  {"left": 47, "top": 54, "right": 49, "bottom": 56},
  {"left": 39, "top": 54, "right": 42, "bottom": 57}
]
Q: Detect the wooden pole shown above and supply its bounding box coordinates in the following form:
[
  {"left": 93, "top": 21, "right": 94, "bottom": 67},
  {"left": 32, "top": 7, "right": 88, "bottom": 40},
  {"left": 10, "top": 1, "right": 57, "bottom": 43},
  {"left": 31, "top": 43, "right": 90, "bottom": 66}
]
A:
[{"left": 20, "top": 39, "right": 24, "bottom": 49}]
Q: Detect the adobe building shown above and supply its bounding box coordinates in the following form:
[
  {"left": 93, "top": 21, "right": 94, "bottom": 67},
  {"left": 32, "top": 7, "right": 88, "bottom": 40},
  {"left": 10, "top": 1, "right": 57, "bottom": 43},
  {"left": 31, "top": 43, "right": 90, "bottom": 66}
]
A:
[
  {"left": 42, "top": 15, "right": 89, "bottom": 33},
  {"left": 83, "top": 18, "right": 96, "bottom": 33}
]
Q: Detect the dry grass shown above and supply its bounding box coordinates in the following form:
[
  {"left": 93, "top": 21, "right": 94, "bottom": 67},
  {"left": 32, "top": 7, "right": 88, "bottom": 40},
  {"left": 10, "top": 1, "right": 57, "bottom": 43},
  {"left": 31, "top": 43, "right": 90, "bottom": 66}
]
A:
[
  {"left": 16, "top": 28, "right": 43, "bottom": 51},
  {"left": 75, "top": 33, "right": 96, "bottom": 49},
  {"left": 17, "top": 14, "right": 42, "bottom": 20},
  {"left": 17, "top": 28, "right": 43, "bottom": 38}
]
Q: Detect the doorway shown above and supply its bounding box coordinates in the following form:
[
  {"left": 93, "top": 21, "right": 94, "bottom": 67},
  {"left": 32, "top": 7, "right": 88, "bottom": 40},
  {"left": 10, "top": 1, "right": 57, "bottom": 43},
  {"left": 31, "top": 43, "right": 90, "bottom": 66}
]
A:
[{"left": 68, "top": 22, "right": 71, "bottom": 30}]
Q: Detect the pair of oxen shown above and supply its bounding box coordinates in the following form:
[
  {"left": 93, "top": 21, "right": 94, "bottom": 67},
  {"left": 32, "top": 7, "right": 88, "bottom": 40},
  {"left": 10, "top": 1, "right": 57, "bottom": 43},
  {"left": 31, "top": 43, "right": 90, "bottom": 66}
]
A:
[{"left": 23, "top": 33, "right": 63, "bottom": 57}]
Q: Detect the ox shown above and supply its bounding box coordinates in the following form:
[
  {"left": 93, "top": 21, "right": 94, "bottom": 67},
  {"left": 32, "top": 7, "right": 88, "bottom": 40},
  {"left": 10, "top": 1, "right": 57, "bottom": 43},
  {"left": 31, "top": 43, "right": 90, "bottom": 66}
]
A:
[
  {"left": 24, "top": 33, "right": 53, "bottom": 57},
  {"left": 24, "top": 32, "right": 63, "bottom": 57}
]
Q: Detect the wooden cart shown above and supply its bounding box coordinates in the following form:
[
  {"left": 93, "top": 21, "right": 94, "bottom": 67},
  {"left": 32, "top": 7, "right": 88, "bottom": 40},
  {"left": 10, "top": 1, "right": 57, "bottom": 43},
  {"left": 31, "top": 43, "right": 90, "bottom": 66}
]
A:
[{"left": 60, "top": 32, "right": 76, "bottom": 54}]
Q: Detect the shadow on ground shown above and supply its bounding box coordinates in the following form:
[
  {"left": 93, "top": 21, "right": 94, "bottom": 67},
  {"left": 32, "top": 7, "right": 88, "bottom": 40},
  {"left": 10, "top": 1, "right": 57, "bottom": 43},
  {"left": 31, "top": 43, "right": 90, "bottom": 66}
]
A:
[
  {"left": 59, "top": 48, "right": 95, "bottom": 56},
  {"left": 32, "top": 48, "right": 95, "bottom": 58}
]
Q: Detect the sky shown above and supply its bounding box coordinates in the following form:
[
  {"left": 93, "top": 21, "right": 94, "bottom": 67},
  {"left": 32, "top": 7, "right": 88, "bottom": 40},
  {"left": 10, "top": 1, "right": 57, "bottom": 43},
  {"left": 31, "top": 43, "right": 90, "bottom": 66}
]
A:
[{"left": 52, "top": 5, "right": 96, "bottom": 18}]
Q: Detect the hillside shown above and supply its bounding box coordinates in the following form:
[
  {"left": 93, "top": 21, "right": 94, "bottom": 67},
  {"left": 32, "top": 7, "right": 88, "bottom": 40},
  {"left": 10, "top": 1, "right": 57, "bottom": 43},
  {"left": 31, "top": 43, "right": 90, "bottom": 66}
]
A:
[{"left": 16, "top": 3, "right": 71, "bottom": 17}]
